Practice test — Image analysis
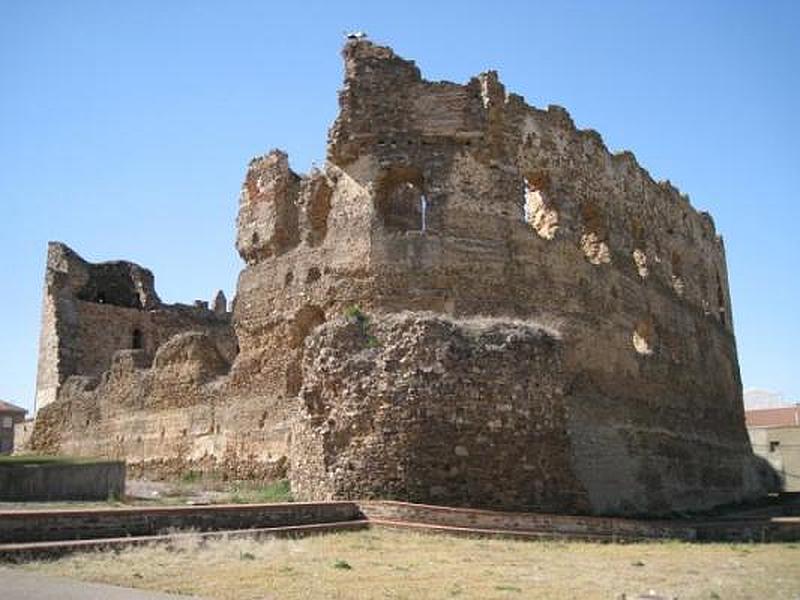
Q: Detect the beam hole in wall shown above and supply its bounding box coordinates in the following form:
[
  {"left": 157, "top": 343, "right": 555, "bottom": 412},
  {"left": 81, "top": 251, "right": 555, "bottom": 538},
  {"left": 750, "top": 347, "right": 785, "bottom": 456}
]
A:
[
  {"left": 522, "top": 175, "right": 558, "bottom": 240},
  {"left": 285, "top": 271, "right": 294, "bottom": 286},
  {"left": 289, "top": 304, "right": 326, "bottom": 349},
  {"left": 630, "top": 218, "right": 648, "bottom": 278},
  {"left": 632, "top": 319, "right": 655, "bottom": 356},
  {"left": 306, "top": 267, "right": 321, "bottom": 284},
  {"left": 632, "top": 249, "right": 648, "bottom": 278},
  {"left": 579, "top": 200, "right": 611, "bottom": 264}
]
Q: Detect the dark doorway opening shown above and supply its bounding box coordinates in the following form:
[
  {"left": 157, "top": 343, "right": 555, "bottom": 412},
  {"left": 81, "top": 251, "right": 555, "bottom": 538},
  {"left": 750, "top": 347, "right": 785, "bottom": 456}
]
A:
[{"left": 132, "top": 328, "right": 143, "bottom": 350}]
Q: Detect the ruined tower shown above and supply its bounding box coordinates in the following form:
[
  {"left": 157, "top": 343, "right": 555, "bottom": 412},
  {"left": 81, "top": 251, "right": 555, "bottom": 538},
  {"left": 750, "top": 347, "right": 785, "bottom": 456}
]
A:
[{"left": 25, "top": 41, "right": 773, "bottom": 515}]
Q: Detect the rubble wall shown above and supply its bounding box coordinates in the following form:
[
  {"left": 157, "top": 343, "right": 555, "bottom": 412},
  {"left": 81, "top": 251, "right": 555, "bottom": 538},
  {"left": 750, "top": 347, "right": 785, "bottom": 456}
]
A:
[{"left": 290, "top": 313, "right": 590, "bottom": 513}]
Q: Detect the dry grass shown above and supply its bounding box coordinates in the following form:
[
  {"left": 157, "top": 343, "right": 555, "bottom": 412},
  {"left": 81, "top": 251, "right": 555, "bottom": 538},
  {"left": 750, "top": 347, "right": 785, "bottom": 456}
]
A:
[{"left": 19, "top": 529, "right": 800, "bottom": 599}]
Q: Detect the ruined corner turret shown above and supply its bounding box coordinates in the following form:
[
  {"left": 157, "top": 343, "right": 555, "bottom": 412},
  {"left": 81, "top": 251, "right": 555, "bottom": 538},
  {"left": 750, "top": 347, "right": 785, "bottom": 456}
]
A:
[
  {"left": 33, "top": 242, "right": 235, "bottom": 414},
  {"left": 45, "top": 241, "right": 161, "bottom": 309}
]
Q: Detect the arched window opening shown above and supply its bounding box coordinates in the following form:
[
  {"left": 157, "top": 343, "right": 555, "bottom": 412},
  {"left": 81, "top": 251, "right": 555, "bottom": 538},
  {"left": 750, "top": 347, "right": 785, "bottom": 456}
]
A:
[
  {"left": 523, "top": 175, "right": 559, "bottom": 240},
  {"left": 579, "top": 200, "right": 611, "bottom": 265},
  {"left": 132, "top": 328, "right": 143, "bottom": 350},
  {"left": 306, "top": 177, "right": 332, "bottom": 247},
  {"left": 632, "top": 318, "right": 656, "bottom": 356},
  {"left": 382, "top": 181, "right": 424, "bottom": 231},
  {"left": 96, "top": 292, "right": 106, "bottom": 304},
  {"left": 375, "top": 167, "right": 429, "bottom": 233}
]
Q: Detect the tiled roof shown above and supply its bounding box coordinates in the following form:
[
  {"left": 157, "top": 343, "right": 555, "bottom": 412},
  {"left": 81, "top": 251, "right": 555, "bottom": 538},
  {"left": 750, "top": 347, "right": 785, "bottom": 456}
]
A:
[
  {"left": 0, "top": 400, "right": 27, "bottom": 414},
  {"left": 745, "top": 405, "right": 800, "bottom": 428}
]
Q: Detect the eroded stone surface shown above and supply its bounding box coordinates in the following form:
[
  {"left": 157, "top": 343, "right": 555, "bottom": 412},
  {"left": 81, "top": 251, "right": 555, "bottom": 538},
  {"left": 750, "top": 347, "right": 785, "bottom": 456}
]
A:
[{"left": 291, "top": 313, "right": 590, "bottom": 513}]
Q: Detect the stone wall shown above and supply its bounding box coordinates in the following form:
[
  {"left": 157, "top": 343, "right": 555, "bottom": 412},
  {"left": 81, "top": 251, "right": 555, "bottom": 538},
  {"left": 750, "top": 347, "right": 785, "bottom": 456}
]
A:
[
  {"left": 23, "top": 244, "right": 276, "bottom": 478},
  {"left": 27, "top": 336, "right": 290, "bottom": 480},
  {"left": 291, "top": 313, "right": 588, "bottom": 513},
  {"left": 0, "top": 411, "right": 26, "bottom": 455},
  {"left": 748, "top": 426, "right": 800, "bottom": 492},
  {"left": 0, "top": 501, "right": 362, "bottom": 544},
  {"left": 34, "top": 243, "right": 235, "bottom": 413},
  {"left": 358, "top": 500, "right": 697, "bottom": 541},
  {"left": 24, "top": 40, "right": 771, "bottom": 516},
  {"left": 0, "top": 461, "right": 125, "bottom": 502}
]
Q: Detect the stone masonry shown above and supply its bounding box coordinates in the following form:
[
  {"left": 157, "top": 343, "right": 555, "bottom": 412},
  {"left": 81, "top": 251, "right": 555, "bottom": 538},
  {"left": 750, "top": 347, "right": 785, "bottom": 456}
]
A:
[
  {"left": 23, "top": 41, "right": 775, "bottom": 515},
  {"left": 34, "top": 242, "right": 237, "bottom": 413}
]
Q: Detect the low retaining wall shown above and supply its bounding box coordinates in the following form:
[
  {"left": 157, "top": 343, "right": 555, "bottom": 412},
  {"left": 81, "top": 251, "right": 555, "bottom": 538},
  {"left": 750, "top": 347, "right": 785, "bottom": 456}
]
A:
[
  {"left": 0, "top": 521, "right": 371, "bottom": 561},
  {"left": 0, "top": 461, "right": 125, "bottom": 502},
  {"left": 0, "top": 501, "right": 362, "bottom": 544},
  {"left": 1, "top": 499, "right": 797, "bottom": 559},
  {"left": 360, "top": 500, "right": 696, "bottom": 541},
  {"left": 692, "top": 517, "right": 800, "bottom": 542}
]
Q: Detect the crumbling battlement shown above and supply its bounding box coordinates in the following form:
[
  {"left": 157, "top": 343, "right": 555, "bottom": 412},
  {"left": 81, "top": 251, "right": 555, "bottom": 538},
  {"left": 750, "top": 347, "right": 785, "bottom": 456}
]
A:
[
  {"left": 327, "top": 42, "right": 731, "bottom": 323},
  {"left": 24, "top": 41, "right": 773, "bottom": 515},
  {"left": 34, "top": 242, "right": 236, "bottom": 412}
]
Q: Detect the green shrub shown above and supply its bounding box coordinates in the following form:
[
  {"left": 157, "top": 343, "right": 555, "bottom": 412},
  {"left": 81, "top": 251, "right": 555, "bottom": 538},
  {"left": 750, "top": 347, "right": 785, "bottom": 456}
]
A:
[
  {"left": 229, "top": 479, "right": 293, "bottom": 504},
  {"left": 344, "top": 305, "right": 368, "bottom": 324},
  {"left": 344, "top": 305, "right": 380, "bottom": 348},
  {"left": 181, "top": 470, "right": 202, "bottom": 484},
  {"left": 333, "top": 559, "right": 352, "bottom": 570},
  {"left": 254, "top": 479, "right": 293, "bottom": 503}
]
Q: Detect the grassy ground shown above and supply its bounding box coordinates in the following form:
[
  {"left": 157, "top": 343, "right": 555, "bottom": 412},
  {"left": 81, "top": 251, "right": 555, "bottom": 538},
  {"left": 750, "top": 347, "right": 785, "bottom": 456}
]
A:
[
  {"left": 20, "top": 529, "right": 800, "bottom": 599},
  {"left": 178, "top": 477, "right": 292, "bottom": 504}
]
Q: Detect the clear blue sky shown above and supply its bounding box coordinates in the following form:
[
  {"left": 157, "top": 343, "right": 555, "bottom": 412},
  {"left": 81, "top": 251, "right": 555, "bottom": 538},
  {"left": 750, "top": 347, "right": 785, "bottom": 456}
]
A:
[{"left": 1, "top": 1, "right": 798, "bottom": 413}]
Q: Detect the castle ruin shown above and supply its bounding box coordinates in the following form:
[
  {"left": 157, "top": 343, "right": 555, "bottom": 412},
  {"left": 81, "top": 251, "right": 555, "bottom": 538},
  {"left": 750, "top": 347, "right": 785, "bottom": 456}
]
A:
[{"left": 22, "top": 41, "right": 773, "bottom": 515}]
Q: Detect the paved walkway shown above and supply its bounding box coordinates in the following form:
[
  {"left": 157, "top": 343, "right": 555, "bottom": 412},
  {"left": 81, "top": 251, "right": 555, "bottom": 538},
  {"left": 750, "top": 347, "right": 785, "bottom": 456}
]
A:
[{"left": 0, "top": 566, "right": 203, "bottom": 599}]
